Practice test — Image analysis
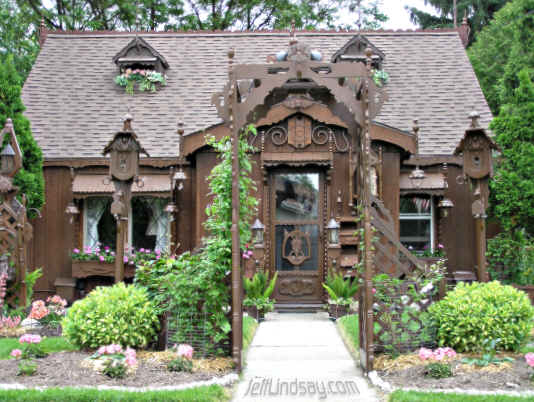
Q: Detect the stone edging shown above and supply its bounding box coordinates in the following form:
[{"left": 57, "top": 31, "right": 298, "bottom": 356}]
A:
[
  {"left": 368, "top": 370, "right": 534, "bottom": 397},
  {"left": 0, "top": 372, "right": 240, "bottom": 393}
]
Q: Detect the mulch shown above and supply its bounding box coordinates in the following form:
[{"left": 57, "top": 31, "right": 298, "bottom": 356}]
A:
[
  {"left": 378, "top": 355, "right": 534, "bottom": 392},
  {"left": 0, "top": 351, "right": 233, "bottom": 388}
]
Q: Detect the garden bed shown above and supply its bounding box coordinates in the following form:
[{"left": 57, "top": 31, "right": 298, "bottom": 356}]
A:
[
  {"left": 0, "top": 350, "right": 233, "bottom": 388},
  {"left": 377, "top": 354, "right": 534, "bottom": 392}
]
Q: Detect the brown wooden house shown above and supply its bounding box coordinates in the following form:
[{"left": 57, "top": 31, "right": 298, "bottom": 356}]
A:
[{"left": 21, "top": 26, "right": 492, "bottom": 304}]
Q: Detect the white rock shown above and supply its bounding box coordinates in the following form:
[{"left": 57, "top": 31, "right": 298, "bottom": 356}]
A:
[{"left": 20, "top": 318, "right": 42, "bottom": 329}]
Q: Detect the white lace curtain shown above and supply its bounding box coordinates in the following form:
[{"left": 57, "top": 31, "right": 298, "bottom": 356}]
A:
[
  {"left": 145, "top": 198, "right": 170, "bottom": 253},
  {"left": 84, "top": 197, "right": 109, "bottom": 249}
]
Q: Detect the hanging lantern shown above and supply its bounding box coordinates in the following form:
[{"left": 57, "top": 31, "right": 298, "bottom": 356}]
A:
[
  {"left": 65, "top": 201, "right": 80, "bottom": 224},
  {"left": 0, "top": 144, "right": 16, "bottom": 176},
  {"left": 326, "top": 218, "right": 340, "bottom": 246},
  {"left": 251, "top": 218, "right": 265, "bottom": 245},
  {"left": 164, "top": 201, "right": 178, "bottom": 222},
  {"left": 173, "top": 168, "right": 187, "bottom": 191},
  {"left": 409, "top": 166, "right": 426, "bottom": 189},
  {"left": 438, "top": 198, "right": 454, "bottom": 218}
]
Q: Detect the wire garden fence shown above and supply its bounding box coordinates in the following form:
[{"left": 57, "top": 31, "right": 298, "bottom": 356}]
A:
[{"left": 165, "top": 311, "right": 231, "bottom": 358}]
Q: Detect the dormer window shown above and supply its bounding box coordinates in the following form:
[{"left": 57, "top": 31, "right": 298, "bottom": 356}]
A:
[
  {"left": 112, "top": 36, "right": 169, "bottom": 94},
  {"left": 332, "top": 35, "right": 388, "bottom": 86},
  {"left": 331, "top": 35, "right": 384, "bottom": 70}
]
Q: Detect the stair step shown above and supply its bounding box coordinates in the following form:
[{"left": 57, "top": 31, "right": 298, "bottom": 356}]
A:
[{"left": 275, "top": 303, "right": 325, "bottom": 313}]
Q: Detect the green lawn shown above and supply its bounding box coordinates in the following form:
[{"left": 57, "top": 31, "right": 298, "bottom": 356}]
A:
[
  {"left": 0, "top": 336, "right": 78, "bottom": 359},
  {"left": 242, "top": 315, "right": 258, "bottom": 355},
  {"left": 390, "top": 390, "right": 534, "bottom": 402},
  {"left": 0, "top": 385, "right": 228, "bottom": 401},
  {"left": 337, "top": 314, "right": 359, "bottom": 353}
]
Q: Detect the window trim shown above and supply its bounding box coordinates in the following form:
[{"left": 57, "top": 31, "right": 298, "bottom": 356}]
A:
[{"left": 399, "top": 196, "right": 434, "bottom": 253}]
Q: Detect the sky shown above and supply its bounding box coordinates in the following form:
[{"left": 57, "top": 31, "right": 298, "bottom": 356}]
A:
[{"left": 380, "top": 0, "right": 438, "bottom": 29}]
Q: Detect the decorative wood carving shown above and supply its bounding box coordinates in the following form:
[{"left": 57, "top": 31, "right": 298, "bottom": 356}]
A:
[
  {"left": 288, "top": 116, "right": 312, "bottom": 149},
  {"left": 282, "top": 228, "right": 311, "bottom": 266},
  {"left": 279, "top": 278, "right": 315, "bottom": 296}
]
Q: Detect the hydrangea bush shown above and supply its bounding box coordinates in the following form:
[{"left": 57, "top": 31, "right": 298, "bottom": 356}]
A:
[{"left": 62, "top": 283, "right": 159, "bottom": 349}]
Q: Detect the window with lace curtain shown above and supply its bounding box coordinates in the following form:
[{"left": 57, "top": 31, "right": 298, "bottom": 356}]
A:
[
  {"left": 83, "top": 196, "right": 170, "bottom": 253},
  {"left": 399, "top": 195, "right": 434, "bottom": 253}
]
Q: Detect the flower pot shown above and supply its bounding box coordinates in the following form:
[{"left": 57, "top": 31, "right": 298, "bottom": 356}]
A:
[
  {"left": 72, "top": 260, "right": 135, "bottom": 279},
  {"left": 244, "top": 305, "right": 264, "bottom": 321},
  {"left": 328, "top": 303, "right": 348, "bottom": 320}
]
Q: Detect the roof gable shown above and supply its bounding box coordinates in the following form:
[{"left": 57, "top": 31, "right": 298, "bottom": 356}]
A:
[{"left": 331, "top": 34, "right": 385, "bottom": 66}]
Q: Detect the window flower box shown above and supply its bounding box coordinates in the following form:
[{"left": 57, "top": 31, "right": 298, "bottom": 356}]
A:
[{"left": 72, "top": 260, "right": 135, "bottom": 279}]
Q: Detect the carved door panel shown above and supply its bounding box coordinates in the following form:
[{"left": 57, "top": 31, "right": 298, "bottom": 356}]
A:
[{"left": 270, "top": 171, "right": 324, "bottom": 303}]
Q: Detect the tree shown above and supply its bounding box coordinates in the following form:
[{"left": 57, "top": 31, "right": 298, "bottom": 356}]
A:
[
  {"left": 19, "top": 0, "right": 386, "bottom": 32},
  {"left": 469, "top": 0, "right": 534, "bottom": 114},
  {"left": 490, "top": 69, "right": 534, "bottom": 235},
  {"left": 0, "top": 0, "right": 39, "bottom": 81},
  {"left": 0, "top": 55, "right": 44, "bottom": 215},
  {"left": 406, "top": 0, "right": 510, "bottom": 45}
]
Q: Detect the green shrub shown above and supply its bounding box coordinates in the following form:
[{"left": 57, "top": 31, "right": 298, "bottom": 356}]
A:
[
  {"left": 62, "top": 283, "right": 159, "bottom": 349},
  {"left": 167, "top": 357, "right": 193, "bottom": 373},
  {"left": 323, "top": 270, "right": 358, "bottom": 305},
  {"left": 428, "top": 281, "right": 534, "bottom": 352},
  {"left": 424, "top": 362, "right": 452, "bottom": 379}
]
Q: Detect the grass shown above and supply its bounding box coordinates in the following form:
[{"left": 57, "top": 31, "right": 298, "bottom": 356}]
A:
[
  {"left": 0, "top": 385, "right": 229, "bottom": 401},
  {"left": 337, "top": 314, "right": 359, "bottom": 354},
  {"left": 390, "top": 390, "right": 534, "bottom": 401},
  {"left": 0, "top": 336, "right": 78, "bottom": 359},
  {"left": 242, "top": 315, "right": 258, "bottom": 355}
]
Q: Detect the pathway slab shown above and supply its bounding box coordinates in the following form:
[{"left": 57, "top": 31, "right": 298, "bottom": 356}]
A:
[{"left": 233, "top": 312, "right": 378, "bottom": 402}]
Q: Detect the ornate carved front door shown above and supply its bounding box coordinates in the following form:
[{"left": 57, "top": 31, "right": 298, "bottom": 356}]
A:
[{"left": 270, "top": 170, "right": 324, "bottom": 303}]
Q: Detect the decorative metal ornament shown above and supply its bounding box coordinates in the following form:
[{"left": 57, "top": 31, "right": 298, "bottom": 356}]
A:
[{"left": 282, "top": 228, "right": 311, "bottom": 266}]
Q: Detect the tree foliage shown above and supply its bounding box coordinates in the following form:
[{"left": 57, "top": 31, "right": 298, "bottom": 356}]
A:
[
  {"left": 19, "top": 0, "right": 386, "bottom": 32},
  {"left": 490, "top": 69, "right": 534, "bottom": 235},
  {"left": 0, "top": 0, "right": 39, "bottom": 81},
  {"left": 406, "top": 0, "right": 510, "bottom": 45},
  {"left": 0, "top": 55, "right": 44, "bottom": 214},
  {"left": 469, "top": 0, "right": 534, "bottom": 114}
]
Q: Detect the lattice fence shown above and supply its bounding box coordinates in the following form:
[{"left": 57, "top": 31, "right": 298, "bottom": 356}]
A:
[
  {"left": 373, "top": 279, "right": 440, "bottom": 354},
  {"left": 165, "top": 311, "right": 231, "bottom": 358}
]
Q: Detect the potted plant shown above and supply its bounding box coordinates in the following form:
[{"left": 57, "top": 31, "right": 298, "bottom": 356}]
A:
[
  {"left": 243, "top": 271, "right": 278, "bottom": 321},
  {"left": 322, "top": 270, "right": 359, "bottom": 320}
]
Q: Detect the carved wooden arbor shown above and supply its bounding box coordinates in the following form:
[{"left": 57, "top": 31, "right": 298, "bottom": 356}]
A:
[
  {"left": 0, "top": 119, "right": 32, "bottom": 307},
  {"left": 213, "top": 39, "right": 385, "bottom": 371}
]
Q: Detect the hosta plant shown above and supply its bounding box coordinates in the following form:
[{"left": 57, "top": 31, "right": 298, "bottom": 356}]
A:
[{"left": 62, "top": 283, "right": 159, "bottom": 349}]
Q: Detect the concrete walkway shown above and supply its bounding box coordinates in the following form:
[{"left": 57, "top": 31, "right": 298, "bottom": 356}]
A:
[{"left": 233, "top": 312, "right": 378, "bottom": 402}]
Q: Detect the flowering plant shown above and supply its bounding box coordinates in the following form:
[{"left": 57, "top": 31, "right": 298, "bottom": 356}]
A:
[
  {"left": 419, "top": 243, "right": 446, "bottom": 258},
  {"left": 526, "top": 353, "right": 534, "bottom": 381},
  {"left": 28, "top": 295, "right": 67, "bottom": 329},
  {"left": 17, "top": 333, "right": 47, "bottom": 359},
  {"left": 115, "top": 68, "right": 166, "bottom": 95},
  {"left": 90, "top": 344, "right": 137, "bottom": 378},
  {"left": 418, "top": 347, "right": 457, "bottom": 362},
  {"left": 167, "top": 344, "right": 194, "bottom": 373},
  {"left": 242, "top": 244, "right": 253, "bottom": 260},
  {"left": 71, "top": 245, "right": 162, "bottom": 266}
]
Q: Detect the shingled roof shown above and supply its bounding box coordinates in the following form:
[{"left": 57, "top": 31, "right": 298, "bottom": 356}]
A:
[{"left": 22, "top": 30, "right": 492, "bottom": 159}]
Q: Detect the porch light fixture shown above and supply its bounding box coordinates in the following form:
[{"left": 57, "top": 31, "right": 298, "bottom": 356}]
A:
[
  {"left": 326, "top": 218, "right": 340, "bottom": 246},
  {"left": 164, "top": 201, "right": 178, "bottom": 222},
  {"left": 65, "top": 201, "right": 80, "bottom": 224},
  {"left": 438, "top": 198, "right": 454, "bottom": 218},
  {"left": 173, "top": 168, "right": 187, "bottom": 191},
  {"left": 409, "top": 166, "right": 426, "bottom": 189},
  {"left": 251, "top": 218, "right": 265, "bottom": 245}
]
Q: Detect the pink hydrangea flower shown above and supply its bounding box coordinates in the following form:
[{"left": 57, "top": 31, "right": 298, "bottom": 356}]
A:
[
  {"left": 418, "top": 347, "right": 433, "bottom": 361},
  {"left": 177, "top": 344, "right": 194, "bottom": 360},
  {"left": 10, "top": 349, "right": 22, "bottom": 358},
  {"left": 525, "top": 353, "right": 534, "bottom": 368}
]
